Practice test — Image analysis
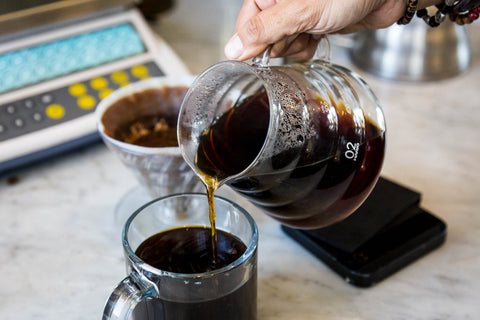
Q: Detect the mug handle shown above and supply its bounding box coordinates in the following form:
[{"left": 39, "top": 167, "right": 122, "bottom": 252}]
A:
[{"left": 102, "top": 273, "right": 158, "bottom": 320}]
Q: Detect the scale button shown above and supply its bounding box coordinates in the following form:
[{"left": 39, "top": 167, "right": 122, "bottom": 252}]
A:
[
  {"left": 24, "top": 99, "right": 35, "bottom": 109},
  {"left": 6, "top": 105, "right": 16, "bottom": 114},
  {"left": 77, "top": 95, "right": 96, "bottom": 109},
  {"left": 13, "top": 118, "right": 25, "bottom": 128},
  {"left": 90, "top": 77, "right": 108, "bottom": 90},
  {"left": 131, "top": 65, "right": 148, "bottom": 78},
  {"left": 111, "top": 71, "right": 128, "bottom": 84},
  {"left": 69, "top": 83, "right": 87, "bottom": 96},
  {"left": 32, "top": 112, "right": 43, "bottom": 122},
  {"left": 99, "top": 89, "right": 113, "bottom": 100},
  {"left": 41, "top": 94, "right": 53, "bottom": 104},
  {"left": 46, "top": 104, "right": 65, "bottom": 119}
]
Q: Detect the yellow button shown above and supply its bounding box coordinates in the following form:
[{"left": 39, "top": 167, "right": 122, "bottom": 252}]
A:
[
  {"left": 90, "top": 77, "right": 108, "bottom": 90},
  {"left": 99, "top": 89, "right": 113, "bottom": 100},
  {"left": 119, "top": 82, "right": 131, "bottom": 87},
  {"left": 131, "top": 65, "right": 148, "bottom": 78},
  {"left": 46, "top": 104, "right": 65, "bottom": 119},
  {"left": 77, "top": 95, "right": 96, "bottom": 110},
  {"left": 111, "top": 71, "right": 128, "bottom": 84},
  {"left": 68, "top": 83, "right": 87, "bottom": 96}
]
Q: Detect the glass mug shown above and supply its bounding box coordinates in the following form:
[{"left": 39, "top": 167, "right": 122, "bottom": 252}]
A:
[
  {"left": 178, "top": 39, "right": 386, "bottom": 229},
  {"left": 103, "top": 193, "right": 258, "bottom": 320}
]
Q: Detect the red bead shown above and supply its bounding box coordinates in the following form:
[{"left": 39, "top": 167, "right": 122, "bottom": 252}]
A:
[
  {"left": 468, "top": 12, "right": 479, "bottom": 20},
  {"left": 471, "top": 7, "right": 480, "bottom": 14}
]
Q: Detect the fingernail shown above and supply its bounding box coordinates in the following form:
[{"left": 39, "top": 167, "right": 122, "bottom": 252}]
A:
[{"left": 224, "top": 34, "right": 244, "bottom": 59}]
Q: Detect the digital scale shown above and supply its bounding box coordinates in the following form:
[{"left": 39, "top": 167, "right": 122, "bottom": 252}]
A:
[{"left": 0, "top": 0, "right": 189, "bottom": 173}]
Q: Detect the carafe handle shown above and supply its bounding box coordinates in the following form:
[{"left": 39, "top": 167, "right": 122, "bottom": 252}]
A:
[
  {"left": 102, "top": 273, "right": 158, "bottom": 320},
  {"left": 252, "top": 35, "right": 331, "bottom": 67},
  {"left": 252, "top": 46, "right": 272, "bottom": 67},
  {"left": 313, "top": 35, "right": 331, "bottom": 62}
]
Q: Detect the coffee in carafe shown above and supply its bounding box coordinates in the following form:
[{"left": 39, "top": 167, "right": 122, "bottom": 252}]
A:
[{"left": 178, "top": 41, "right": 386, "bottom": 229}]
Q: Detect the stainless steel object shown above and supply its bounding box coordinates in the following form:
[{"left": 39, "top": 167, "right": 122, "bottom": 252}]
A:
[
  {"left": 350, "top": 18, "right": 471, "bottom": 81},
  {"left": 0, "top": 0, "right": 134, "bottom": 37}
]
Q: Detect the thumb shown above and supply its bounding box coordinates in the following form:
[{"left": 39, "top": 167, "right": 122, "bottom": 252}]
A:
[{"left": 225, "top": 1, "right": 318, "bottom": 60}]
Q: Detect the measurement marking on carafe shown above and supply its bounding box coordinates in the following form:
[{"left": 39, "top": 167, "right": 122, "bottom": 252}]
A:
[{"left": 345, "top": 142, "right": 359, "bottom": 161}]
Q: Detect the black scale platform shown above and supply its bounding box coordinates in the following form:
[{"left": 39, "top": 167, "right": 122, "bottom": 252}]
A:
[{"left": 282, "top": 177, "right": 447, "bottom": 287}]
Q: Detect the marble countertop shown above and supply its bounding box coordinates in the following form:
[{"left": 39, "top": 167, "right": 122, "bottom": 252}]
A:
[{"left": 1, "top": 2, "right": 480, "bottom": 319}]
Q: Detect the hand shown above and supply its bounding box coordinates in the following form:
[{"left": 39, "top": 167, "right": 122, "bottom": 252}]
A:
[{"left": 224, "top": 0, "right": 442, "bottom": 61}]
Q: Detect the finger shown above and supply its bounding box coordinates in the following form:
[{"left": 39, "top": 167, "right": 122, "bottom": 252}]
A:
[
  {"left": 284, "top": 34, "right": 321, "bottom": 61},
  {"left": 337, "top": 23, "right": 368, "bottom": 34},
  {"left": 234, "top": 0, "right": 261, "bottom": 33},
  {"left": 269, "top": 34, "right": 299, "bottom": 57},
  {"left": 225, "top": 0, "right": 280, "bottom": 60},
  {"left": 254, "top": 0, "right": 278, "bottom": 10},
  {"left": 234, "top": 0, "right": 279, "bottom": 34},
  {"left": 280, "top": 33, "right": 312, "bottom": 57},
  {"left": 225, "top": 0, "right": 262, "bottom": 60},
  {"left": 226, "top": 0, "right": 321, "bottom": 60}
]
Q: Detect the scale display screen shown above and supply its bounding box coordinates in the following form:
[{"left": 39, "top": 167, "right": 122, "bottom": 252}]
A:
[{"left": 0, "top": 23, "right": 146, "bottom": 94}]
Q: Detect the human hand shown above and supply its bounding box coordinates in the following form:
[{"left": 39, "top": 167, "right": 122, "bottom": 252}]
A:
[{"left": 224, "top": 0, "right": 442, "bottom": 61}]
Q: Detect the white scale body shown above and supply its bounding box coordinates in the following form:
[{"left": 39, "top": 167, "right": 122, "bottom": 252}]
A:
[{"left": 0, "top": 6, "right": 189, "bottom": 172}]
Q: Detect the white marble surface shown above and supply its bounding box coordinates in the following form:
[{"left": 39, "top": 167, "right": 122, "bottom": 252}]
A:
[{"left": 1, "top": 2, "right": 480, "bottom": 319}]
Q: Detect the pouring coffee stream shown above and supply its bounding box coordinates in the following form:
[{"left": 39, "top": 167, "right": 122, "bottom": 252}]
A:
[{"left": 178, "top": 40, "right": 386, "bottom": 258}]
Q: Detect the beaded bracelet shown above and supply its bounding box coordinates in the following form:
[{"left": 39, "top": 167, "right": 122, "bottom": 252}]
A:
[
  {"left": 398, "top": 0, "right": 480, "bottom": 27},
  {"left": 398, "top": 0, "right": 419, "bottom": 24},
  {"left": 448, "top": 2, "right": 480, "bottom": 25}
]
